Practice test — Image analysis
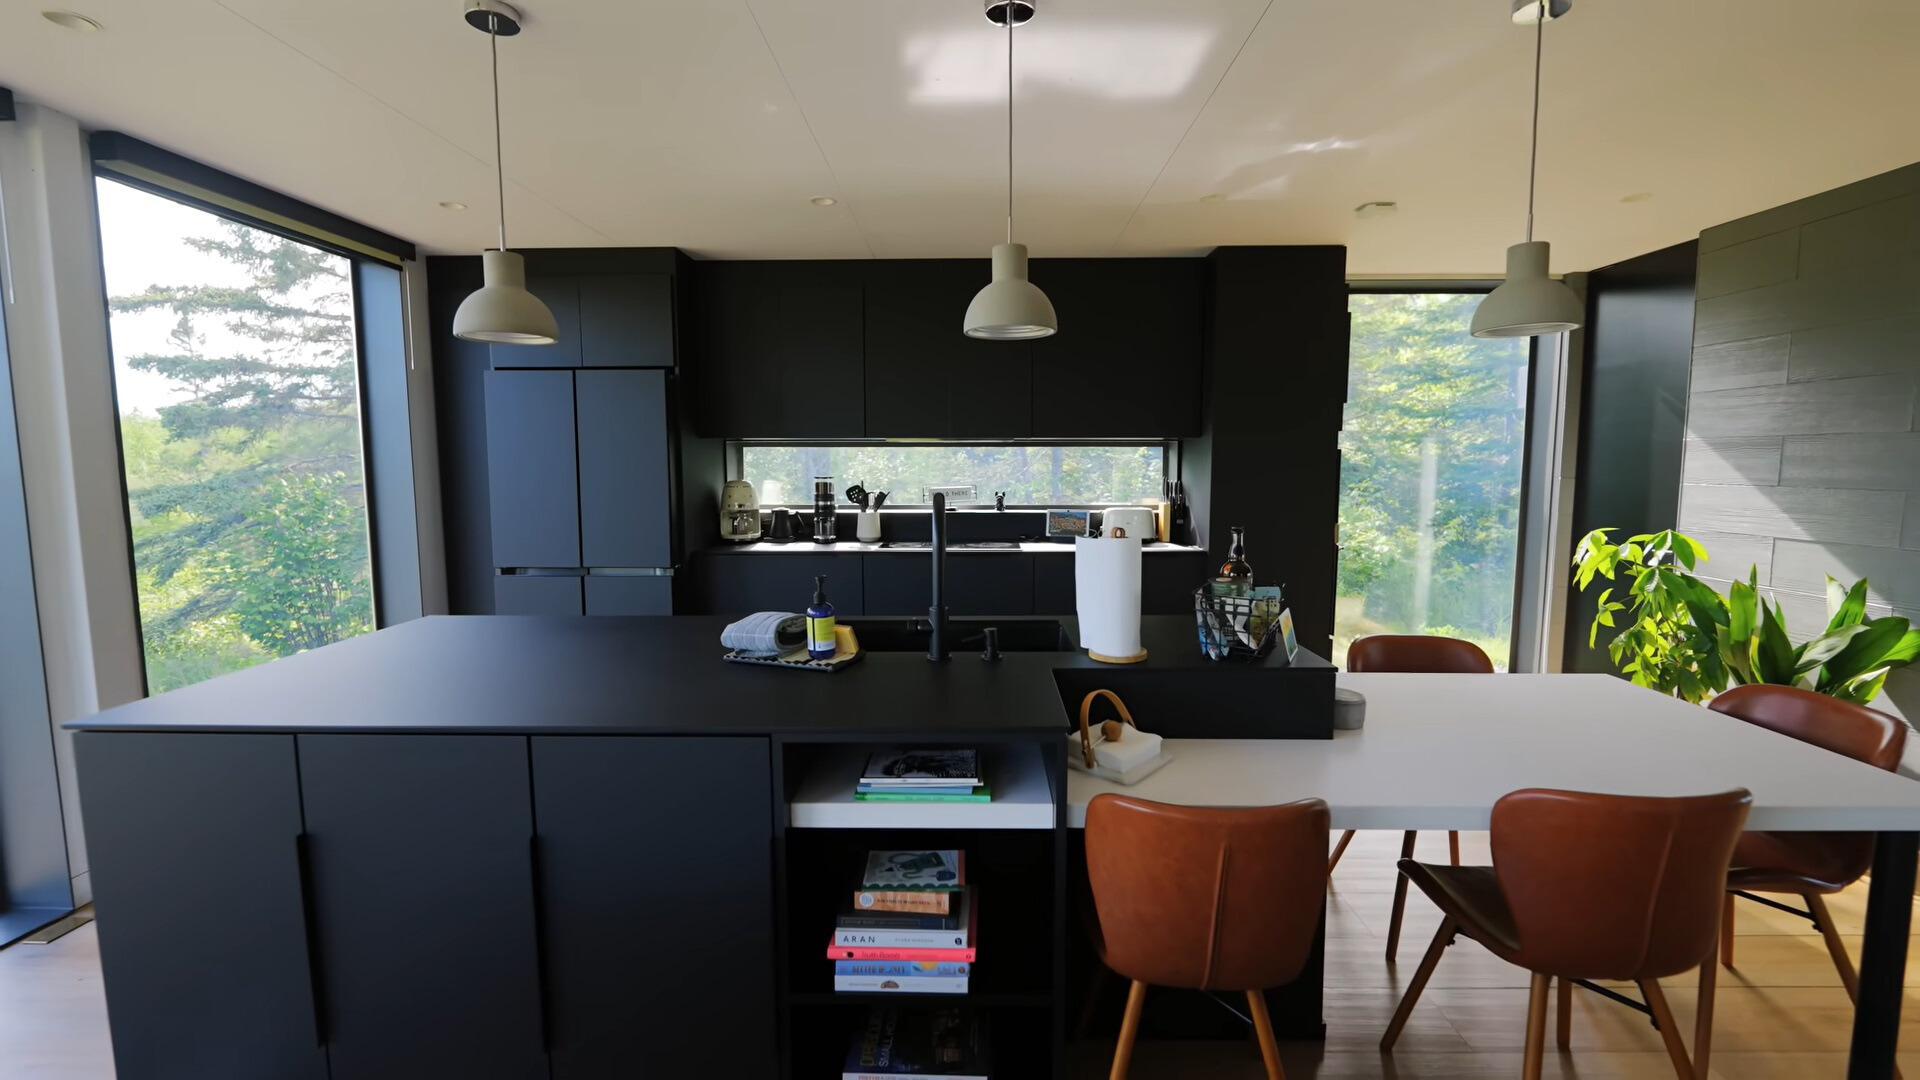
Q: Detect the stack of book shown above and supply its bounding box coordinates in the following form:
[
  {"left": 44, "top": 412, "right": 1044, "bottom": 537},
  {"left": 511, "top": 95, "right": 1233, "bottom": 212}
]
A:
[
  {"left": 843, "top": 1006, "right": 990, "bottom": 1080},
  {"left": 856, "top": 748, "right": 988, "bottom": 804},
  {"left": 832, "top": 849, "right": 974, "bottom": 995}
]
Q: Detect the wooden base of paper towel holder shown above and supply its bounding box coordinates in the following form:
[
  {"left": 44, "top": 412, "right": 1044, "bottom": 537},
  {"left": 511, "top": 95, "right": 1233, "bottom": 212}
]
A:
[{"left": 1088, "top": 648, "right": 1149, "bottom": 664}]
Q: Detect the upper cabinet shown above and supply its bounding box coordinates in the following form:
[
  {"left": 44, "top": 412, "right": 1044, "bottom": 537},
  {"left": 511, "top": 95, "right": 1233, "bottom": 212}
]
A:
[
  {"left": 492, "top": 273, "right": 674, "bottom": 370},
  {"left": 864, "top": 262, "right": 1031, "bottom": 439},
  {"left": 691, "top": 262, "right": 865, "bottom": 438},
  {"left": 1029, "top": 259, "right": 1205, "bottom": 438}
]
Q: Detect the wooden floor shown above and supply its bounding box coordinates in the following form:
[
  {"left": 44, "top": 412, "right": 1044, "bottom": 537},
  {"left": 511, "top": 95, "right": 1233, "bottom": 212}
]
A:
[{"left": 3, "top": 831, "right": 1917, "bottom": 1078}]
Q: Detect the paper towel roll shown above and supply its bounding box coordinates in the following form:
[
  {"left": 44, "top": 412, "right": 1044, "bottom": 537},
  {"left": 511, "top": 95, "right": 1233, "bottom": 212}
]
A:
[{"left": 1075, "top": 535, "right": 1146, "bottom": 662}]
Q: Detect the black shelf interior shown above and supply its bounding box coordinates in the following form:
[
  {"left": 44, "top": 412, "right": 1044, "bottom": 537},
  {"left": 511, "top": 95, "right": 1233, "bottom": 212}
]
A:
[{"left": 789, "top": 1001, "right": 1053, "bottom": 1080}]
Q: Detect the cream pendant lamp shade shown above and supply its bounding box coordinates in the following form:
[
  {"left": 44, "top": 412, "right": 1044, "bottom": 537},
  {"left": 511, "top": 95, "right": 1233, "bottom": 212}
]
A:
[
  {"left": 1472, "top": 0, "right": 1582, "bottom": 339},
  {"left": 453, "top": 1, "right": 558, "bottom": 346},
  {"left": 965, "top": 1, "right": 1056, "bottom": 340}
]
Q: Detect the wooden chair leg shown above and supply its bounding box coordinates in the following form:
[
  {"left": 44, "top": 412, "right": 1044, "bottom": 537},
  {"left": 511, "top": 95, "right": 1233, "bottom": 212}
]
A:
[
  {"left": 1109, "top": 979, "right": 1147, "bottom": 1080},
  {"left": 1328, "top": 829, "right": 1357, "bottom": 874},
  {"left": 1246, "top": 989, "right": 1288, "bottom": 1080},
  {"left": 1523, "top": 971, "right": 1550, "bottom": 1080},
  {"left": 1556, "top": 976, "right": 1573, "bottom": 1050},
  {"left": 1381, "top": 918, "right": 1456, "bottom": 1051},
  {"left": 1448, "top": 830, "right": 1460, "bottom": 866},
  {"left": 1640, "top": 978, "right": 1696, "bottom": 1080},
  {"left": 1385, "top": 830, "right": 1418, "bottom": 962},
  {"left": 1695, "top": 954, "right": 1717, "bottom": 1079},
  {"left": 1720, "top": 891, "right": 1736, "bottom": 968}
]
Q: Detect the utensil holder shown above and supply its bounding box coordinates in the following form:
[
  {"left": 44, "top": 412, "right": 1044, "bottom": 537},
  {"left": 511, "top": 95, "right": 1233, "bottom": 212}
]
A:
[{"left": 856, "top": 511, "right": 881, "bottom": 543}]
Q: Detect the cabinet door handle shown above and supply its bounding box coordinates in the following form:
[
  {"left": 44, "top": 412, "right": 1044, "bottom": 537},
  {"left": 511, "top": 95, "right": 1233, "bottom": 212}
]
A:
[
  {"left": 294, "top": 833, "right": 328, "bottom": 1048},
  {"left": 529, "top": 834, "right": 552, "bottom": 1055}
]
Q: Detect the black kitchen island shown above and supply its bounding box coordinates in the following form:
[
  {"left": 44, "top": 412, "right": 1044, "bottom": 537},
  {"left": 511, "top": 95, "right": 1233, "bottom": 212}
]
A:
[{"left": 69, "top": 615, "right": 1332, "bottom": 1080}]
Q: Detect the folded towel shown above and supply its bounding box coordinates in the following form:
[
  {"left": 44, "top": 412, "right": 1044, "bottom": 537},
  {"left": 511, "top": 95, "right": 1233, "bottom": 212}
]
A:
[{"left": 721, "top": 612, "right": 807, "bottom": 656}]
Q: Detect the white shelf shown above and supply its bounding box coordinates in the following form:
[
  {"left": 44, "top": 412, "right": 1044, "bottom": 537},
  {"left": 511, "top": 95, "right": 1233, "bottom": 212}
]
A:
[{"left": 788, "top": 743, "right": 1055, "bottom": 830}]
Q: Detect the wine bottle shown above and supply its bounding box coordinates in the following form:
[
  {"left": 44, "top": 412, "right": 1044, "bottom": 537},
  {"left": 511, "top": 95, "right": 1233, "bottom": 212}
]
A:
[{"left": 1214, "top": 526, "right": 1253, "bottom": 596}]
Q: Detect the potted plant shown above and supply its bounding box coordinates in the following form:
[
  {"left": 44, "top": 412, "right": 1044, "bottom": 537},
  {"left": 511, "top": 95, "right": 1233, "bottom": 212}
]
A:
[{"left": 1572, "top": 529, "right": 1920, "bottom": 705}]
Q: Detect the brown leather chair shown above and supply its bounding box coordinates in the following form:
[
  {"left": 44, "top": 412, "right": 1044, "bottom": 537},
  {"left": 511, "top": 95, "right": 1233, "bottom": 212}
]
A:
[
  {"left": 1711, "top": 684, "right": 1907, "bottom": 1055},
  {"left": 1381, "top": 787, "right": 1751, "bottom": 1080},
  {"left": 1336, "top": 634, "right": 1495, "bottom": 961},
  {"left": 1085, "top": 794, "right": 1330, "bottom": 1080}
]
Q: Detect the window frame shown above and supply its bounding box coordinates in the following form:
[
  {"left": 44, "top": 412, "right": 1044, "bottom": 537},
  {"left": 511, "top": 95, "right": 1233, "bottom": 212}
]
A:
[{"left": 728, "top": 439, "right": 1180, "bottom": 509}]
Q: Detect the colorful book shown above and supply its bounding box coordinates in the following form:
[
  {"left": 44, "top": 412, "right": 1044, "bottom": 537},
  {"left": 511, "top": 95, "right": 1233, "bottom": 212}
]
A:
[
  {"left": 834, "top": 973, "right": 968, "bottom": 994},
  {"left": 855, "top": 890, "right": 953, "bottom": 915},
  {"left": 861, "top": 850, "right": 965, "bottom": 890},
  {"left": 855, "top": 787, "right": 992, "bottom": 804},
  {"left": 861, "top": 749, "right": 981, "bottom": 786},
  {"left": 836, "top": 909, "right": 961, "bottom": 932},
  {"left": 843, "top": 1007, "right": 990, "bottom": 1079},
  {"left": 828, "top": 941, "right": 977, "bottom": 963},
  {"left": 855, "top": 784, "right": 980, "bottom": 796},
  {"left": 836, "top": 893, "right": 974, "bottom": 949},
  {"left": 834, "top": 960, "right": 970, "bottom": 978}
]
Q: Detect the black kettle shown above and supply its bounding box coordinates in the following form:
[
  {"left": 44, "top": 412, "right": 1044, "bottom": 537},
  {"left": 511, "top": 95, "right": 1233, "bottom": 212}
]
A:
[{"left": 769, "top": 507, "right": 796, "bottom": 542}]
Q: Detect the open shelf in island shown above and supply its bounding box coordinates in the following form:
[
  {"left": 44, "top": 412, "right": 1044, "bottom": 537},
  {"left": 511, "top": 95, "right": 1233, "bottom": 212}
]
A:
[
  {"left": 786, "top": 741, "right": 1057, "bottom": 830},
  {"left": 787, "top": 1000, "right": 1055, "bottom": 1080}
]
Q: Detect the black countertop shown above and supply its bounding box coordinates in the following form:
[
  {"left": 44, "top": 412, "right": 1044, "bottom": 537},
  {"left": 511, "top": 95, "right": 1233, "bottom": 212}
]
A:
[{"left": 68, "top": 616, "right": 1328, "bottom": 738}]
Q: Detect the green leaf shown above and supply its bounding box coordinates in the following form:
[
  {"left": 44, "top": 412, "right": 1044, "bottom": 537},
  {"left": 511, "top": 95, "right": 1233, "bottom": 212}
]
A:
[
  {"left": 1881, "top": 627, "right": 1920, "bottom": 667},
  {"left": 1826, "top": 577, "right": 1869, "bottom": 632},
  {"left": 1675, "top": 532, "right": 1708, "bottom": 571},
  {"left": 1753, "top": 599, "right": 1798, "bottom": 684},
  {"left": 1836, "top": 669, "right": 1891, "bottom": 706},
  {"left": 1726, "top": 577, "right": 1757, "bottom": 646},
  {"left": 1794, "top": 624, "right": 1867, "bottom": 675},
  {"left": 1820, "top": 616, "right": 1913, "bottom": 688}
]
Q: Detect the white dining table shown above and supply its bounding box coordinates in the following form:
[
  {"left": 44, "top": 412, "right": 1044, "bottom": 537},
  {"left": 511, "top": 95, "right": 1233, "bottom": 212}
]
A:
[{"left": 1066, "top": 672, "right": 1920, "bottom": 1079}]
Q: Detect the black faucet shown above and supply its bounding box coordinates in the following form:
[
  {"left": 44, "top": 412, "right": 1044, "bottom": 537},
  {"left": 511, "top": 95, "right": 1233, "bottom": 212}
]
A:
[{"left": 928, "top": 492, "right": 949, "bottom": 662}]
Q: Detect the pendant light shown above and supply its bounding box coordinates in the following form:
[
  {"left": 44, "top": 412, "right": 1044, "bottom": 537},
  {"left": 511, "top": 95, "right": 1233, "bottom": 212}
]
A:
[
  {"left": 964, "top": 0, "right": 1056, "bottom": 340},
  {"left": 1471, "top": 0, "right": 1583, "bottom": 338},
  {"left": 453, "top": 1, "right": 559, "bottom": 345}
]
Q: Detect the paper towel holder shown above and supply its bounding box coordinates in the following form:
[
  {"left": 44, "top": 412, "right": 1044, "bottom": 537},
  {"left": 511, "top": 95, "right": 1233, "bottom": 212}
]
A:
[{"left": 1086, "top": 527, "right": 1149, "bottom": 664}]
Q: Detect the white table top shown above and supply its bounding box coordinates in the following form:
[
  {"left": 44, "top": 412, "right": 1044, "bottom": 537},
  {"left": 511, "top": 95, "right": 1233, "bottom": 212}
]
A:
[{"left": 1066, "top": 673, "right": 1920, "bottom": 831}]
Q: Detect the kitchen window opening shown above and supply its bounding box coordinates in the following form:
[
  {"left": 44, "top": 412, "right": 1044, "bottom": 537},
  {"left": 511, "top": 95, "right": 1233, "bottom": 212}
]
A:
[{"left": 736, "top": 443, "right": 1170, "bottom": 508}]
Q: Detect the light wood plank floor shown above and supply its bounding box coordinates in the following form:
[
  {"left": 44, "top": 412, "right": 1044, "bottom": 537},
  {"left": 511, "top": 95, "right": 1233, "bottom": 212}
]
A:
[{"left": 3, "top": 831, "right": 1916, "bottom": 1078}]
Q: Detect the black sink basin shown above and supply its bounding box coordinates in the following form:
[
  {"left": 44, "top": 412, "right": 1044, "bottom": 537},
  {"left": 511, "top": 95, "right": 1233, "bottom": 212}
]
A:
[{"left": 844, "top": 618, "right": 1074, "bottom": 653}]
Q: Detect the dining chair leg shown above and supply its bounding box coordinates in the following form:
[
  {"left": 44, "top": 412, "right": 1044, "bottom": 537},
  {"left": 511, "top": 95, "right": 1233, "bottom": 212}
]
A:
[
  {"left": 1807, "top": 892, "right": 1862, "bottom": 1001},
  {"left": 1381, "top": 918, "right": 1456, "bottom": 1051},
  {"left": 1109, "top": 979, "right": 1147, "bottom": 1080},
  {"left": 1246, "top": 989, "right": 1288, "bottom": 1080},
  {"left": 1720, "top": 891, "right": 1736, "bottom": 968},
  {"left": 1523, "top": 972, "right": 1550, "bottom": 1080},
  {"left": 1639, "top": 978, "right": 1696, "bottom": 1080},
  {"left": 1695, "top": 954, "right": 1717, "bottom": 1079},
  {"left": 1328, "top": 829, "right": 1357, "bottom": 873},
  {"left": 1448, "top": 830, "right": 1460, "bottom": 866},
  {"left": 1385, "top": 830, "right": 1418, "bottom": 962},
  {"left": 1556, "top": 976, "right": 1573, "bottom": 1050}
]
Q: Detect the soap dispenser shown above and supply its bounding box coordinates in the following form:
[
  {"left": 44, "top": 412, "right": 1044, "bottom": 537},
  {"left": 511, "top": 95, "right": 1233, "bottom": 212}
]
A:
[{"left": 806, "top": 575, "right": 837, "bottom": 660}]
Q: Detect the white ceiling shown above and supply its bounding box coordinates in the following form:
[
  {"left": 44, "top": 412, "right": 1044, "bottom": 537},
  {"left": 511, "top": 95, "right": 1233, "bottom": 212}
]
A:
[{"left": 4, "top": 0, "right": 1918, "bottom": 274}]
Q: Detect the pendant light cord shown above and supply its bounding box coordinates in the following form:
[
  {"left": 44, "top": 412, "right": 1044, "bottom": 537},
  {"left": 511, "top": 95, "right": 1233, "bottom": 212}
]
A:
[
  {"left": 1005, "top": 6, "right": 1014, "bottom": 246},
  {"left": 490, "top": 14, "right": 507, "bottom": 253},
  {"left": 1525, "top": 0, "right": 1544, "bottom": 244}
]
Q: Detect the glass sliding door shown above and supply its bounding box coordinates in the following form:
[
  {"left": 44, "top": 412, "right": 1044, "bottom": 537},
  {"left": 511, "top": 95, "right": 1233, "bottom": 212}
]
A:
[{"left": 1336, "top": 293, "right": 1531, "bottom": 668}]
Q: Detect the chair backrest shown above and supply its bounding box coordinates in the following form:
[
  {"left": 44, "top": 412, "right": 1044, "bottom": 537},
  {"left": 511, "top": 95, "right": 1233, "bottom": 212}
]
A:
[
  {"left": 1710, "top": 683, "right": 1907, "bottom": 772},
  {"left": 1347, "top": 634, "right": 1495, "bottom": 674},
  {"left": 1490, "top": 787, "right": 1752, "bottom": 981},
  {"left": 1085, "top": 794, "right": 1329, "bottom": 992}
]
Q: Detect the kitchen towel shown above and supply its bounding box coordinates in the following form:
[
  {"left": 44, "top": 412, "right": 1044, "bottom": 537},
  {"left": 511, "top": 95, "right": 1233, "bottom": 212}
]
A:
[
  {"left": 1075, "top": 535, "right": 1144, "bottom": 661},
  {"left": 720, "top": 612, "right": 807, "bottom": 657}
]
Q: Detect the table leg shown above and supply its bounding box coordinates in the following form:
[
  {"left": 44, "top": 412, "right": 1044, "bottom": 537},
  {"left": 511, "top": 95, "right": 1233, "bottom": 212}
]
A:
[{"left": 1849, "top": 831, "right": 1918, "bottom": 1079}]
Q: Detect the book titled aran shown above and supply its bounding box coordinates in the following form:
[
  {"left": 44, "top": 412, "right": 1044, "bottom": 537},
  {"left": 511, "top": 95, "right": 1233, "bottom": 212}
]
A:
[
  {"left": 858, "top": 749, "right": 986, "bottom": 802},
  {"left": 835, "top": 891, "right": 976, "bottom": 951},
  {"left": 856, "top": 850, "right": 966, "bottom": 913},
  {"left": 843, "top": 1006, "right": 990, "bottom": 1080}
]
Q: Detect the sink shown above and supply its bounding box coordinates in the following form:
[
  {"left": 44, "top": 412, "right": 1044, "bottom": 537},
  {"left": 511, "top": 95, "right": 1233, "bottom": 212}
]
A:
[{"left": 844, "top": 618, "right": 1074, "bottom": 653}]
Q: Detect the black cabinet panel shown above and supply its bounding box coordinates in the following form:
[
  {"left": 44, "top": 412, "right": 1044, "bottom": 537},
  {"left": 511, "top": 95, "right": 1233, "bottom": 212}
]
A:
[
  {"left": 485, "top": 369, "right": 580, "bottom": 567},
  {"left": 865, "top": 262, "right": 1031, "bottom": 438},
  {"left": 583, "top": 575, "right": 673, "bottom": 615},
  {"left": 863, "top": 554, "right": 1033, "bottom": 616},
  {"left": 77, "top": 733, "right": 326, "bottom": 1080},
  {"left": 578, "top": 274, "right": 674, "bottom": 368},
  {"left": 496, "top": 575, "right": 586, "bottom": 615},
  {"left": 1033, "top": 552, "right": 1211, "bottom": 616},
  {"left": 1033, "top": 557, "right": 1074, "bottom": 616},
  {"left": 298, "top": 735, "right": 546, "bottom": 1080},
  {"left": 699, "top": 553, "right": 862, "bottom": 616},
  {"left": 1030, "top": 260, "right": 1204, "bottom": 437},
  {"left": 693, "top": 263, "right": 864, "bottom": 437},
  {"left": 576, "top": 369, "right": 673, "bottom": 567},
  {"left": 531, "top": 737, "right": 774, "bottom": 1078},
  {"left": 490, "top": 274, "right": 583, "bottom": 368}
]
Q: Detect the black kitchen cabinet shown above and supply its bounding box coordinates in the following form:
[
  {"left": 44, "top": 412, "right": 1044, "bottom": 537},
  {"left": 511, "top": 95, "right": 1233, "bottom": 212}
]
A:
[
  {"left": 576, "top": 368, "right": 673, "bottom": 568},
  {"left": 583, "top": 575, "right": 673, "bottom": 615},
  {"left": 496, "top": 574, "right": 586, "bottom": 615},
  {"left": 863, "top": 554, "right": 1034, "bottom": 616},
  {"left": 485, "top": 369, "right": 581, "bottom": 568},
  {"left": 578, "top": 274, "right": 674, "bottom": 368},
  {"left": 298, "top": 736, "right": 547, "bottom": 1080},
  {"left": 691, "top": 262, "right": 864, "bottom": 437},
  {"left": 1033, "top": 552, "right": 1213, "bottom": 616},
  {"left": 530, "top": 737, "right": 774, "bottom": 1078},
  {"left": 699, "top": 553, "right": 863, "bottom": 616},
  {"left": 1029, "top": 260, "right": 1205, "bottom": 437},
  {"left": 865, "top": 262, "right": 1031, "bottom": 438},
  {"left": 489, "top": 274, "right": 584, "bottom": 368},
  {"left": 77, "top": 733, "right": 326, "bottom": 1080}
]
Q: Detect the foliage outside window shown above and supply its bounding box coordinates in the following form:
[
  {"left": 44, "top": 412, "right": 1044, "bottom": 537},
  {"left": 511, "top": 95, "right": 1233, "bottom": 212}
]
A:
[
  {"left": 740, "top": 445, "right": 1165, "bottom": 507},
  {"left": 96, "top": 179, "right": 375, "bottom": 694},
  {"left": 1336, "top": 293, "right": 1530, "bottom": 668}
]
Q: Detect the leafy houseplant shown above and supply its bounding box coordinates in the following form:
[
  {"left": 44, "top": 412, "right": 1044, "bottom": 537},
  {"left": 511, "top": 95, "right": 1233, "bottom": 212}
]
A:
[{"left": 1573, "top": 529, "right": 1920, "bottom": 705}]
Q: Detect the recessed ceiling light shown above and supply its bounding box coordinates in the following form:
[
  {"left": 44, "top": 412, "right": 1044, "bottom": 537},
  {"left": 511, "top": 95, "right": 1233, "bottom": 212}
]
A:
[
  {"left": 809, "top": 196, "right": 838, "bottom": 207},
  {"left": 42, "top": 9, "right": 102, "bottom": 32},
  {"left": 1199, "top": 193, "right": 1226, "bottom": 203},
  {"left": 1621, "top": 192, "right": 1654, "bottom": 204},
  {"left": 439, "top": 200, "right": 468, "bottom": 210},
  {"left": 1354, "top": 200, "right": 1398, "bottom": 219}
]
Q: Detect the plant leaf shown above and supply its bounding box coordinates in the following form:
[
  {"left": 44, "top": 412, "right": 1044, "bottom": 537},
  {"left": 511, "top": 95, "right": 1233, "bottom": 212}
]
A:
[
  {"left": 1754, "top": 598, "right": 1798, "bottom": 684},
  {"left": 1826, "top": 576, "right": 1869, "bottom": 632},
  {"left": 1794, "top": 624, "right": 1868, "bottom": 675},
  {"left": 1819, "top": 617, "right": 1912, "bottom": 687},
  {"left": 1837, "top": 669, "right": 1891, "bottom": 705}
]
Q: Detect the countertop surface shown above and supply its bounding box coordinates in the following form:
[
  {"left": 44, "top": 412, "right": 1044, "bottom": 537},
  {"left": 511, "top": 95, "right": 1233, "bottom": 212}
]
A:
[
  {"left": 705, "top": 541, "right": 1209, "bottom": 555},
  {"left": 68, "top": 614, "right": 1325, "bottom": 737}
]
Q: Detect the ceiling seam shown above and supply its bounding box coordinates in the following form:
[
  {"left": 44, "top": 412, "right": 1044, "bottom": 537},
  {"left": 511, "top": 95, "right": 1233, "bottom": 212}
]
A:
[
  {"left": 740, "top": 0, "right": 876, "bottom": 259},
  {"left": 205, "top": 0, "right": 616, "bottom": 245},
  {"left": 1103, "top": 0, "right": 1276, "bottom": 255}
]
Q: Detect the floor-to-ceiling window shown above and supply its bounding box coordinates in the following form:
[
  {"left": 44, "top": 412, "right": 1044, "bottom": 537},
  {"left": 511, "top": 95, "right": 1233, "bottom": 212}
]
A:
[
  {"left": 1335, "top": 292, "right": 1531, "bottom": 668},
  {"left": 95, "top": 178, "right": 375, "bottom": 693}
]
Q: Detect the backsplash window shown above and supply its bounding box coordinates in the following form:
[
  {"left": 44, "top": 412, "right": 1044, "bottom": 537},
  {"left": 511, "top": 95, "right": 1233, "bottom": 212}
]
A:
[{"left": 740, "top": 445, "right": 1165, "bottom": 506}]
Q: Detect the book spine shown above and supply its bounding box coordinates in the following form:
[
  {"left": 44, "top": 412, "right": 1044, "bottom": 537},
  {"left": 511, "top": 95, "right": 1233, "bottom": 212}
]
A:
[
  {"left": 853, "top": 890, "right": 951, "bottom": 914},
  {"left": 833, "top": 928, "right": 969, "bottom": 949},
  {"left": 835, "top": 912, "right": 959, "bottom": 931},
  {"left": 827, "top": 943, "right": 978, "bottom": 963},
  {"left": 854, "top": 792, "right": 991, "bottom": 803},
  {"left": 833, "top": 974, "right": 969, "bottom": 994},
  {"left": 833, "top": 960, "right": 970, "bottom": 977}
]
